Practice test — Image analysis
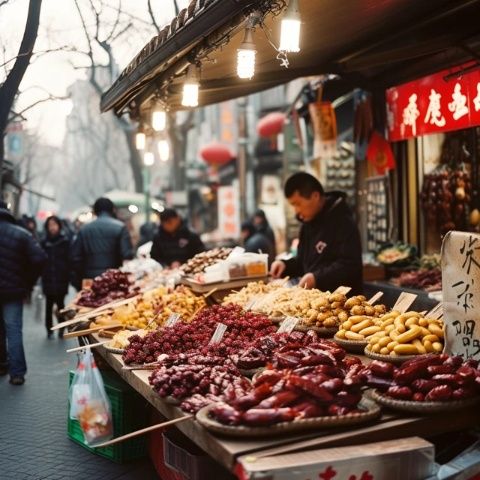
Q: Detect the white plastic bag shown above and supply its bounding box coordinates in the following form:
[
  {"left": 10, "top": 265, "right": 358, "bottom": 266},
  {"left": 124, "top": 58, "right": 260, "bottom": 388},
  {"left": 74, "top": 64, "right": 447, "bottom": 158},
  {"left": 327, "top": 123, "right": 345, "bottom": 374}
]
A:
[{"left": 69, "top": 349, "right": 113, "bottom": 446}]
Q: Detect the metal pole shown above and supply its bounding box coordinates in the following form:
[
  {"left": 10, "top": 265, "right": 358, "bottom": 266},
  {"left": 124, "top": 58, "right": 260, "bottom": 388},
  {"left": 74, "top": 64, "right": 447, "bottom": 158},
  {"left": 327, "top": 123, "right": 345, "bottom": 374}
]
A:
[
  {"left": 143, "top": 166, "right": 150, "bottom": 224},
  {"left": 237, "top": 97, "right": 248, "bottom": 222}
]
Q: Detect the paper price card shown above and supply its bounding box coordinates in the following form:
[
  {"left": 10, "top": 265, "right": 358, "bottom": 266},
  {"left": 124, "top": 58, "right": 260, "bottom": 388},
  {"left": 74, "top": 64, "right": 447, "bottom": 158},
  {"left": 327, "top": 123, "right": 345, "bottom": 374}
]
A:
[
  {"left": 278, "top": 316, "right": 299, "bottom": 334},
  {"left": 426, "top": 302, "right": 443, "bottom": 320},
  {"left": 245, "top": 296, "right": 259, "bottom": 311},
  {"left": 442, "top": 231, "right": 480, "bottom": 359},
  {"left": 367, "top": 291, "right": 384, "bottom": 305},
  {"left": 333, "top": 286, "right": 352, "bottom": 296},
  {"left": 392, "top": 292, "right": 417, "bottom": 313},
  {"left": 209, "top": 323, "right": 228, "bottom": 345},
  {"left": 165, "top": 313, "right": 180, "bottom": 327}
]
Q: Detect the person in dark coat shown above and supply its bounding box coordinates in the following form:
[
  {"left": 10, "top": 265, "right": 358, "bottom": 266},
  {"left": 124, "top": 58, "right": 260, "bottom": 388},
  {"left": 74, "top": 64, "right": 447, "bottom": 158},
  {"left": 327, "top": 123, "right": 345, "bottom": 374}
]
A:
[
  {"left": 270, "top": 173, "right": 363, "bottom": 294},
  {"left": 41, "top": 216, "right": 71, "bottom": 338},
  {"left": 70, "top": 197, "right": 134, "bottom": 289},
  {"left": 151, "top": 208, "right": 205, "bottom": 268},
  {"left": 241, "top": 221, "right": 275, "bottom": 265},
  {"left": 252, "top": 209, "right": 276, "bottom": 255},
  {"left": 0, "top": 201, "right": 47, "bottom": 385}
]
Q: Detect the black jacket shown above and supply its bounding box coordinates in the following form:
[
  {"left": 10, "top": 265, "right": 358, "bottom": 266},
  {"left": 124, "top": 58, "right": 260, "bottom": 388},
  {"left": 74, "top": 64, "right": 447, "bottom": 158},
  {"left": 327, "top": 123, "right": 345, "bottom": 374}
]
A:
[
  {"left": 41, "top": 233, "right": 71, "bottom": 297},
  {"left": 257, "top": 222, "right": 276, "bottom": 255},
  {"left": 0, "top": 208, "right": 47, "bottom": 300},
  {"left": 244, "top": 232, "right": 275, "bottom": 265},
  {"left": 283, "top": 192, "right": 363, "bottom": 294},
  {"left": 151, "top": 223, "right": 205, "bottom": 267},
  {"left": 71, "top": 213, "right": 134, "bottom": 285}
]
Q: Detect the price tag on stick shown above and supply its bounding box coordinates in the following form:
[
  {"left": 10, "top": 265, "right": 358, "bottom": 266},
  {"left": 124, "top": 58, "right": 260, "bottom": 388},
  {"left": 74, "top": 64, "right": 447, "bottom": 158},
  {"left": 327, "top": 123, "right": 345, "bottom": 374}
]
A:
[
  {"left": 333, "top": 286, "right": 352, "bottom": 296},
  {"left": 278, "top": 316, "right": 299, "bottom": 334},
  {"left": 392, "top": 292, "right": 417, "bottom": 313},
  {"left": 165, "top": 313, "right": 180, "bottom": 327},
  {"left": 209, "top": 323, "right": 228, "bottom": 345},
  {"left": 367, "top": 291, "right": 384, "bottom": 305},
  {"left": 426, "top": 302, "right": 443, "bottom": 320}
]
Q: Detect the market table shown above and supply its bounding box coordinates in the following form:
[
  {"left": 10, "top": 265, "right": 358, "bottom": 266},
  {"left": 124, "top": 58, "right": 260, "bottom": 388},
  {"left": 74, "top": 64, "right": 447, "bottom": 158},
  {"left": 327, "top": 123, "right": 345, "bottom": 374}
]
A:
[{"left": 91, "top": 337, "right": 480, "bottom": 472}]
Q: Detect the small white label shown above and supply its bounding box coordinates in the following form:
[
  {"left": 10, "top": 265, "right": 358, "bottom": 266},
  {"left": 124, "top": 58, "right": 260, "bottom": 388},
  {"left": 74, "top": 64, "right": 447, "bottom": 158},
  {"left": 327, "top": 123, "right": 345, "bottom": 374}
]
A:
[
  {"left": 245, "top": 296, "right": 259, "bottom": 311},
  {"left": 392, "top": 292, "right": 417, "bottom": 313},
  {"left": 278, "top": 316, "right": 299, "bottom": 334},
  {"left": 209, "top": 323, "right": 228, "bottom": 344},
  {"left": 165, "top": 313, "right": 180, "bottom": 327},
  {"left": 333, "top": 286, "right": 352, "bottom": 295},
  {"left": 427, "top": 302, "right": 443, "bottom": 320}
]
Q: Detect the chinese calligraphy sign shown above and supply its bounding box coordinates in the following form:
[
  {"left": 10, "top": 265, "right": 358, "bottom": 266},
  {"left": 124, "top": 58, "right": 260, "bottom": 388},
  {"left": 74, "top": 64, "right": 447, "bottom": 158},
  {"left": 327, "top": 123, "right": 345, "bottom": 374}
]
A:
[
  {"left": 386, "top": 62, "right": 480, "bottom": 141},
  {"left": 442, "top": 231, "right": 480, "bottom": 359}
]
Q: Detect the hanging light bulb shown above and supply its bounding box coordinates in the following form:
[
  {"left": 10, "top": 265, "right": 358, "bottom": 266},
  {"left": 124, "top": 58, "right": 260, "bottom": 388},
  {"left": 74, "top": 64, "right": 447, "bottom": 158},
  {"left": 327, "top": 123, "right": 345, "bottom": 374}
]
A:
[
  {"left": 237, "top": 26, "right": 256, "bottom": 79},
  {"left": 279, "top": 0, "right": 301, "bottom": 53},
  {"left": 182, "top": 64, "right": 199, "bottom": 107},
  {"left": 143, "top": 151, "right": 154, "bottom": 166},
  {"left": 158, "top": 139, "right": 170, "bottom": 162},
  {"left": 135, "top": 130, "right": 146, "bottom": 150},
  {"left": 152, "top": 108, "right": 167, "bottom": 131}
]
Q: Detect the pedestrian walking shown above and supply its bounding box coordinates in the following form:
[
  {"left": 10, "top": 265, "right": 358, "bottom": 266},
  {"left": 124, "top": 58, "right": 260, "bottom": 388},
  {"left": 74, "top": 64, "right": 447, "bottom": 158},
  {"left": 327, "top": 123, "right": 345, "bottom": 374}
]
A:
[
  {"left": 41, "top": 216, "right": 71, "bottom": 339},
  {"left": 0, "top": 201, "right": 47, "bottom": 385},
  {"left": 71, "top": 197, "right": 134, "bottom": 289}
]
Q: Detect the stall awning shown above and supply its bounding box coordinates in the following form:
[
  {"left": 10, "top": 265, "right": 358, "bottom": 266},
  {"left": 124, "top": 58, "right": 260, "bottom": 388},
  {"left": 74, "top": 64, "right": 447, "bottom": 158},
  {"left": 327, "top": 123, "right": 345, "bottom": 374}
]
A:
[{"left": 101, "top": 0, "right": 480, "bottom": 117}]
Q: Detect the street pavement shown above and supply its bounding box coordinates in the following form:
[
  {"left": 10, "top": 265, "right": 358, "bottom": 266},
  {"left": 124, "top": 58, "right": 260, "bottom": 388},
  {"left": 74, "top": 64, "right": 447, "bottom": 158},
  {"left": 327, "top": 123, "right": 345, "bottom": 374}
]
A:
[{"left": 0, "top": 292, "right": 159, "bottom": 480}]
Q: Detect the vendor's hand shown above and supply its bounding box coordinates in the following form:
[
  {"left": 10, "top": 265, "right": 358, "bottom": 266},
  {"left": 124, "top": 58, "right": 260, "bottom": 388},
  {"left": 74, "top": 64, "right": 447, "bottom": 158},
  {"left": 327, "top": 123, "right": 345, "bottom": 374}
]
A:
[
  {"left": 170, "top": 261, "right": 181, "bottom": 269},
  {"left": 299, "top": 273, "right": 316, "bottom": 289},
  {"left": 270, "top": 260, "right": 286, "bottom": 279}
]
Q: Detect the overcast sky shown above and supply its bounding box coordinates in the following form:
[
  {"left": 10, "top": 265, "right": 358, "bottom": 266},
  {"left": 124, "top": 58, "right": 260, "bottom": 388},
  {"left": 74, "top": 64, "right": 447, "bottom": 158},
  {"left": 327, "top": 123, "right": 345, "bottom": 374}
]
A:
[{"left": 0, "top": 0, "right": 188, "bottom": 145}]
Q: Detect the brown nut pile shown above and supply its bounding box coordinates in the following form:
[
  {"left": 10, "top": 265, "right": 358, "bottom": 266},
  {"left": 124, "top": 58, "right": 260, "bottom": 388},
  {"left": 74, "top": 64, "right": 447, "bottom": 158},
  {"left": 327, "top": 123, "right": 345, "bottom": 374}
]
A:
[{"left": 181, "top": 247, "right": 232, "bottom": 276}]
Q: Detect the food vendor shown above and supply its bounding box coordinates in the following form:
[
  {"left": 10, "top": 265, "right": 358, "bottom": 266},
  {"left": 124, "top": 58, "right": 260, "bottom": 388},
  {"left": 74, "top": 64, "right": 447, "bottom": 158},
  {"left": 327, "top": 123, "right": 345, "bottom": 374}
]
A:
[
  {"left": 270, "top": 172, "right": 363, "bottom": 294},
  {"left": 151, "top": 208, "right": 205, "bottom": 268}
]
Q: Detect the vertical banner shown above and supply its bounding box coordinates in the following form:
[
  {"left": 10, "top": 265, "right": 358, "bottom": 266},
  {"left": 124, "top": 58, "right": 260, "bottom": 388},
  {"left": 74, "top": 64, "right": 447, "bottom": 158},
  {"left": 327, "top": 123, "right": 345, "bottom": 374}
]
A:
[
  {"left": 217, "top": 185, "right": 240, "bottom": 239},
  {"left": 442, "top": 231, "right": 480, "bottom": 359},
  {"left": 308, "top": 101, "right": 337, "bottom": 160}
]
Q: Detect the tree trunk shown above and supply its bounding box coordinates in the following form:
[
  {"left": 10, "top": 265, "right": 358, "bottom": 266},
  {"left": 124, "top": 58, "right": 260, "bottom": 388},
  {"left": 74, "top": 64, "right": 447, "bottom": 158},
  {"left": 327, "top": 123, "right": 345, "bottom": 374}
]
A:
[
  {"left": 122, "top": 125, "right": 144, "bottom": 193},
  {"left": 0, "top": 0, "right": 43, "bottom": 189}
]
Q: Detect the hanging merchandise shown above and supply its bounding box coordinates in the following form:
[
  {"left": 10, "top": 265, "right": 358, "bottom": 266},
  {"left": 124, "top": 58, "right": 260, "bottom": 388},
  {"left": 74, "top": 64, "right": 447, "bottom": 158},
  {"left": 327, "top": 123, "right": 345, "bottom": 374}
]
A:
[
  {"left": 308, "top": 99, "right": 337, "bottom": 160},
  {"left": 354, "top": 90, "right": 373, "bottom": 161},
  {"left": 366, "top": 131, "right": 396, "bottom": 175},
  {"left": 69, "top": 349, "right": 113, "bottom": 446}
]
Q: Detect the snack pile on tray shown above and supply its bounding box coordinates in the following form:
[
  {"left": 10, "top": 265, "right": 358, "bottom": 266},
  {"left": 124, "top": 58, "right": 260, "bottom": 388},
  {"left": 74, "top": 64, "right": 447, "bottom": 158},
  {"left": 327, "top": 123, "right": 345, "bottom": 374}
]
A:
[
  {"left": 364, "top": 355, "right": 480, "bottom": 402},
  {"left": 364, "top": 311, "right": 444, "bottom": 357},
  {"left": 77, "top": 270, "right": 139, "bottom": 308}
]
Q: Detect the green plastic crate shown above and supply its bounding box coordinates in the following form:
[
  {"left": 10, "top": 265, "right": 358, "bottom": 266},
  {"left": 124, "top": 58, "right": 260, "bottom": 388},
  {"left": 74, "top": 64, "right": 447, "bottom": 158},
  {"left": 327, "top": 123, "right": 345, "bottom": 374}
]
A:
[{"left": 68, "top": 370, "right": 148, "bottom": 463}]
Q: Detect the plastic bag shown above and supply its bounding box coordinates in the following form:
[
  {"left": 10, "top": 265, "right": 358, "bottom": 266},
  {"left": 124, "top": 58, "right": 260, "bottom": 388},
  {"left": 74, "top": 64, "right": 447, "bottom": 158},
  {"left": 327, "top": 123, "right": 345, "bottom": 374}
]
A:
[{"left": 69, "top": 349, "right": 113, "bottom": 446}]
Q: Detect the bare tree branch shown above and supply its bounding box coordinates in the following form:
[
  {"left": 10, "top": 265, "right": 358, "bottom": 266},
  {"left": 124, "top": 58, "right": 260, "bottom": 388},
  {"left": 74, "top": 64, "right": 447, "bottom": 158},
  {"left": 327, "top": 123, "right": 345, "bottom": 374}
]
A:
[
  {"left": 8, "top": 94, "right": 68, "bottom": 122},
  {"left": 147, "top": 0, "right": 161, "bottom": 34},
  {"left": 0, "top": 1, "right": 11, "bottom": 8},
  {"left": 105, "top": 0, "right": 122, "bottom": 43}
]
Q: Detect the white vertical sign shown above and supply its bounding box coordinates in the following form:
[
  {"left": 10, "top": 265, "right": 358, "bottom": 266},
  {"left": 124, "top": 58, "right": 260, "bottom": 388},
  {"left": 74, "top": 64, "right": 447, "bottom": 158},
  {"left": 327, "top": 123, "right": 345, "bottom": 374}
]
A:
[
  {"left": 442, "top": 231, "right": 480, "bottom": 359},
  {"left": 217, "top": 185, "right": 240, "bottom": 238}
]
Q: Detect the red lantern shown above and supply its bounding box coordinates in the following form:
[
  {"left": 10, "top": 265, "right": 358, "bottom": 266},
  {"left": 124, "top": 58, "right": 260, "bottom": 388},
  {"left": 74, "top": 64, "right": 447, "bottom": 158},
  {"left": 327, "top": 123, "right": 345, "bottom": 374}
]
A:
[
  {"left": 200, "top": 141, "right": 234, "bottom": 165},
  {"left": 257, "top": 112, "right": 286, "bottom": 137}
]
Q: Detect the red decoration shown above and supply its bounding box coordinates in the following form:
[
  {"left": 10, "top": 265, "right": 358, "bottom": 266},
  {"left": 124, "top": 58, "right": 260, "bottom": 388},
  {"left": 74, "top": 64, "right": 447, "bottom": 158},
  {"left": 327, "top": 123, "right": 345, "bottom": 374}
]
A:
[
  {"left": 199, "top": 141, "right": 234, "bottom": 165},
  {"left": 366, "top": 131, "right": 396, "bottom": 174},
  {"left": 386, "top": 61, "right": 480, "bottom": 141},
  {"left": 257, "top": 112, "right": 286, "bottom": 137}
]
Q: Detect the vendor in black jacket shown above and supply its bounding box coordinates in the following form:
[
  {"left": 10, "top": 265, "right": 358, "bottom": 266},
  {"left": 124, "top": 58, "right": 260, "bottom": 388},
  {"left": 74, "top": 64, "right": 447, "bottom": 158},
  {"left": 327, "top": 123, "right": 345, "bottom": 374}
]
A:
[
  {"left": 270, "top": 172, "right": 363, "bottom": 294},
  {"left": 151, "top": 208, "right": 205, "bottom": 268}
]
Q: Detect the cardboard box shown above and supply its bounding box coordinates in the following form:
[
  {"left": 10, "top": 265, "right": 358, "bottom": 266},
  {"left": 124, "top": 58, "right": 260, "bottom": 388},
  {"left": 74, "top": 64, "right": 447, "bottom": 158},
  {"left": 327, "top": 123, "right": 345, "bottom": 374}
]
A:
[{"left": 236, "top": 437, "right": 435, "bottom": 480}]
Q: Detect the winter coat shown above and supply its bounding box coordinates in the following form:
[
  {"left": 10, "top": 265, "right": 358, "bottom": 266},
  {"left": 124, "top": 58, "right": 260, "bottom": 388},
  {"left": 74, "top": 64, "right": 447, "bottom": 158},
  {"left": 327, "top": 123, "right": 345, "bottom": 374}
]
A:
[
  {"left": 70, "top": 213, "right": 134, "bottom": 286},
  {"left": 244, "top": 232, "right": 275, "bottom": 265},
  {"left": 0, "top": 208, "right": 47, "bottom": 301},
  {"left": 283, "top": 192, "right": 363, "bottom": 294},
  {"left": 257, "top": 222, "right": 276, "bottom": 255},
  {"left": 151, "top": 223, "right": 205, "bottom": 267},
  {"left": 41, "top": 233, "right": 71, "bottom": 297}
]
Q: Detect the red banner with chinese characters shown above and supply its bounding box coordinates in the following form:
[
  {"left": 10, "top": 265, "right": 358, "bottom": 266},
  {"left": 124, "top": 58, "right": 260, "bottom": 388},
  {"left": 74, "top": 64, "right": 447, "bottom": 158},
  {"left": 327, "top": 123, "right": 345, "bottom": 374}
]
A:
[{"left": 386, "top": 62, "right": 480, "bottom": 141}]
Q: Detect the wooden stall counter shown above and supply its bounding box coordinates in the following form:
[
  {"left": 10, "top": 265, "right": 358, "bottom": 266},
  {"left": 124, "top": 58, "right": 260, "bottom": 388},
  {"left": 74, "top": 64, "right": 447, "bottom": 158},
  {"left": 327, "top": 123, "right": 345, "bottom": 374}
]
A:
[{"left": 91, "top": 336, "right": 480, "bottom": 472}]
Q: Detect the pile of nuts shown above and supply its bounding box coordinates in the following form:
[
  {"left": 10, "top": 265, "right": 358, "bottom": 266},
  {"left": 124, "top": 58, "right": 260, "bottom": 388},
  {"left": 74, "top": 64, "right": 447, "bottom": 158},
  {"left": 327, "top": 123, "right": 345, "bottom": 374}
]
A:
[
  {"left": 181, "top": 247, "right": 232, "bottom": 276},
  {"left": 222, "top": 281, "right": 282, "bottom": 308}
]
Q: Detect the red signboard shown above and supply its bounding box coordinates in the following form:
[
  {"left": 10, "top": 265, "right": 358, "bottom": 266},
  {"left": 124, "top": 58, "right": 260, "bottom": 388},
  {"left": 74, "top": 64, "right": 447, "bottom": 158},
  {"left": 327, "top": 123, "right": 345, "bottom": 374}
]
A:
[{"left": 386, "top": 62, "right": 480, "bottom": 141}]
